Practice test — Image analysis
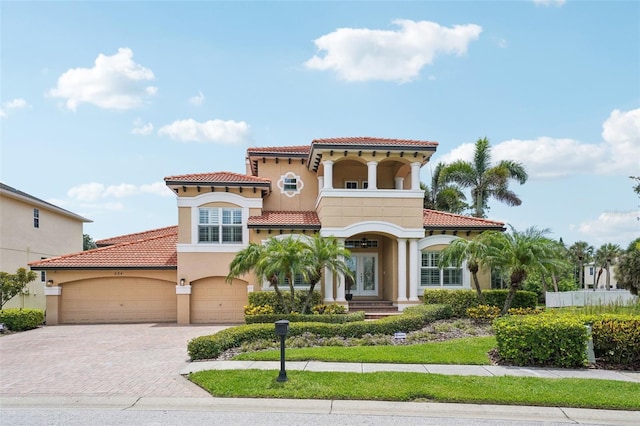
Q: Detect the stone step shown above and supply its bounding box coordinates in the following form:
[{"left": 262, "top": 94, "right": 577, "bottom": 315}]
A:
[{"left": 349, "top": 306, "right": 398, "bottom": 313}]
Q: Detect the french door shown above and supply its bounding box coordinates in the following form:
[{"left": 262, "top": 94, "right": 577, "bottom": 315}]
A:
[{"left": 346, "top": 254, "right": 378, "bottom": 296}]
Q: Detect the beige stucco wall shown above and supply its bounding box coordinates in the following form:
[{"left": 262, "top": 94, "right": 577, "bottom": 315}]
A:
[
  {"left": 257, "top": 159, "right": 318, "bottom": 211},
  {"left": 317, "top": 196, "right": 424, "bottom": 229},
  {"left": 1, "top": 193, "right": 86, "bottom": 310}
]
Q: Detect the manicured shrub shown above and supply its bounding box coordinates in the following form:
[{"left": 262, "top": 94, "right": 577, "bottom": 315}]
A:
[
  {"left": 312, "top": 304, "right": 346, "bottom": 315},
  {"left": 493, "top": 314, "right": 587, "bottom": 368},
  {"left": 423, "top": 289, "right": 479, "bottom": 317},
  {"left": 483, "top": 290, "right": 537, "bottom": 310},
  {"left": 0, "top": 308, "right": 44, "bottom": 331},
  {"left": 507, "top": 307, "right": 545, "bottom": 316},
  {"left": 188, "top": 304, "right": 452, "bottom": 360},
  {"left": 467, "top": 305, "right": 500, "bottom": 323},
  {"left": 591, "top": 315, "right": 640, "bottom": 367},
  {"left": 247, "top": 291, "right": 321, "bottom": 314},
  {"left": 244, "top": 304, "right": 274, "bottom": 316},
  {"left": 245, "top": 311, "right": 365, "bottom": 324}
]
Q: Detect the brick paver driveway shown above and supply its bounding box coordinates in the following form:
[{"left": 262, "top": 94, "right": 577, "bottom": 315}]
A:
[{"left": 0, "top": 323, "right": 230, "bottom": 397}]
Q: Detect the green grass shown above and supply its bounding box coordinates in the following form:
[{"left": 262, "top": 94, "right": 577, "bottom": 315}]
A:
[
  {"left": 233, "top": 336, "right": 496, "bottom": 365},
  {"left": 189, "top": 369, "right": 640, "bottom": 410}
]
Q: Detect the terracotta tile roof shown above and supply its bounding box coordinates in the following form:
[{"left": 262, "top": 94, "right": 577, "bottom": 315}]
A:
[
  {"left": 164, "top": 171, "right": 271, "bottom": 185},
  {"left": 96, "top": 225, "right": 178, "bottom": 247},
  {"left": 312, "top": 137, "right": 438, "bottom": 149},
  {"left": 248, "top": 211, "right": 321, "bottom": 229},
  {"left": 30, "top": 231, "right": 178, "bottom": 269},
  {"left": 246, "top": 145, "right": 310, "bottom": 155},
  {"left": 423, "top": 209, "right": 505, "bottom": 230}
]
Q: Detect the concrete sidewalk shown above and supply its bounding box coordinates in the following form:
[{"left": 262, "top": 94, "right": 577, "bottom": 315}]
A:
[{"left": 181, "top": 360, "right": 640, "bottom": 383}]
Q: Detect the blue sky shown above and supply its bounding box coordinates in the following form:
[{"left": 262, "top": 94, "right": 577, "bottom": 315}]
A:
[{"left": 1, "top": 0, "right": 638, "bottom": 250}]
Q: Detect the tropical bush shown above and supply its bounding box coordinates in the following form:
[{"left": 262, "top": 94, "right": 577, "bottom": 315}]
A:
[
  {"left": 188, "top": 304, "right": 452, "bottom": 360},
  {"left": 247, "top": 291, "right": 321, "bottom": 314},
  {"left": 467, "top": 305, "right": 500, "bottom": 323},
  {"left": 590, "top": 315, "right": 640, "bottom": 367},
  {"left": 423, "top": 289, "right": 537, "bottom": 317},
  {"left": 493, "top": 313, "right": 587, "bottom": 368},
  {"left": 245, "top": 311, "right": 365, "bottom": 324},
  {"left": 0, "top": 308, "right": 44, "bottom": 331}
]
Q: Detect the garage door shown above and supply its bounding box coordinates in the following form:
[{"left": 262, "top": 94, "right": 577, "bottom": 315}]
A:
[
  {"left": 60, "top": 278, "right": 177, "bottom": 324},
  {"left": 191, "top": 277, "right": 246, "bottom": 324}
]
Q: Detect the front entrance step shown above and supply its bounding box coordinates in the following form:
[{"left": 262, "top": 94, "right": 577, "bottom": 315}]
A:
[{"left": 348, "top": 301, "right": 399, "bottom": 319}]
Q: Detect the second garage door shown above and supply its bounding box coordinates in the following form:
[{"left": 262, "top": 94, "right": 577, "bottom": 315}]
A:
[
  {"left": 60, "top": 277, "right": 177, "bottom": 324},
  {"left": 191, "top": 277, "right": 246, "bottom": 323}
]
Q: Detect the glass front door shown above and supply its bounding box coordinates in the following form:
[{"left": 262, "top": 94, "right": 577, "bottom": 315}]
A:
[{"left": 346, "top": 254, "right": 378, "bottom": 296}]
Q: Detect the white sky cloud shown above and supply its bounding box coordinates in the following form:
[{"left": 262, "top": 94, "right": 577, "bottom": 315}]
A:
[
  {"left": 131, "top": 118, "right": 154, "bottom": 135},
  {"left": 304, "top": 19, "right": 482, "bottom": 83},
  {"left": 189, "top": 91, "right": 205, "bottom": 106},
  {"left": 533, "top": 0, "right": 566, "bottom": 7},
  {"left": 575, "top": 210, "right": 639, "bottom": 248},
  {"left": 157, "top": 118, "right": 252, "bottom": 144},
  {"left": 48, "top": 47, "right": 157, "bottom": 111},
  {"left": 437, "top": 108, "right": 639, "bottom": 179},
  {"left": 67, "top": 181, "right": 172, "bottom": 202},
  {"left": 1, "top": 98, "right": 30, "bottom": 117}
]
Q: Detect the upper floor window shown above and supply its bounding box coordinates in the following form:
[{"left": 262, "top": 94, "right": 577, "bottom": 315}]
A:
[
  {"left": 283, "top": 177, "right": 297, "bottom": 191},
  {"left": 277, "top": 172, "right": 304, "bottom": 197},
  {"left": 420, "top": 251, "right": 462, "bottom": 287},
  {"left": 33, "top": 208, "right": 40, "bottom": 228},
  {"left": 345, "top": 181, "right": 358, "bottom": 189},
  {"left": 198, "top": 207, "right": 242, "bottom": 244}
]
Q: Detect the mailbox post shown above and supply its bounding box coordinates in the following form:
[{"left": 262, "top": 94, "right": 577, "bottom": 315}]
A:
[{"left": 274, "top": 320, "right": 290, "bottom": 382}]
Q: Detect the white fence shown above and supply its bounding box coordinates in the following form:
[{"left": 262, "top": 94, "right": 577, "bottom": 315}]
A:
[{"left": 545, "top": 290, "right": 638, "bottom": 308}]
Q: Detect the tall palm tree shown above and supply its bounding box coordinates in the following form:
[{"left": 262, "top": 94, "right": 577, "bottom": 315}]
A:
[
  {"left": 226, "top": 236, "right": 311, "bottom": 314},
  {"left": 615, "top": 238, "right": 640, "bottom": 295},
  {"left": 568, "top": 241, "right": 594, "bottom": 290},
  {"left": 440, "top": 137, "right": 528, "bottom": 218},
  {"left": 594, "top": 243, "right": 623, "bottom": 290},
  {"left": 477, "top": 226, "right": 569, "bottom": 314},
  {"left": 422, "top": 162, "right": 468, "bottom": 214},
  {"left": 438, "top": 237, "right": 490, "bottom": 303},
  {"left": 300, "top": 234, "right": 353, "bottom": 314}
]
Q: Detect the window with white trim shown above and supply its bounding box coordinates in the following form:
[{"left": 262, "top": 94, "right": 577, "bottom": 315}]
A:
[
  {"left": 420, "top": 251, "right": 462, "bottom": 287},
  {"left": 345, "top": 181, "right": 358, "bottom": 189},
  {"left": 198, "top": 207, "right": 242, "bottom": 243},
  {"left": 276, "top": 272, "right": 311, "bottom": 288},
  {"left": 283, "top": 177, "right": 297, "bottom": 191},
  {"left": 33, "top": 208, "right": 40, "bottom": 228}
]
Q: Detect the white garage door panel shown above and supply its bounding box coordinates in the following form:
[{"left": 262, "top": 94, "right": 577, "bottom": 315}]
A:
[
  {"left": 61, "top": 278, "right": 177, "bottom": 324},
  {"left": 191, "top": 278, "right": 246, "bottom": 324}
]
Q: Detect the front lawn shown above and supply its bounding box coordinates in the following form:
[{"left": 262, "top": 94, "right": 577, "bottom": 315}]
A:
[
  {"left": 189, "top": 369, "right": 640, "bottom": 410},
  {"left": 233, "top": 336, "right": 495, "bottom": 365}
]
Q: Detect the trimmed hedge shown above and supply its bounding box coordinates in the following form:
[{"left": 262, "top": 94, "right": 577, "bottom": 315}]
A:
[
  {"left": 423, "top": 289, "right": 537, "bottom": 317},
  {"left": 245, "top": 311, "right": 365, "bottom": 324},
  {"left": 591, "top": 315, "right": 640, "bottom": 367},
  {"left": 0, "top": 308, "right": 44, "bottom": 331},
  {"left": 248, "top": 290, "right": 321, "bottom": 314},
  {"left": 493, "top": 314, "right": 588, "bottom": 368},
  {"left": 188, "top": 304, "right": 452, "bottom": 360}
]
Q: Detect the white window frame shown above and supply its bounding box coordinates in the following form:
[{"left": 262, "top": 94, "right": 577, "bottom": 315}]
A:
[
  {"left": 417, "top": 235, "right": 471, "bottom": 289},
  {"left": 345, "top": 181, "right": 358, "bottom": 189},
  {"left": 420, "top": 251, "right": 463, "bottom": 287},
  {"left": 198, "top": 207, "right": 243, "bottom": 244},
  {"left": 33, "top": 208, "right": 40, "bottom": 228}
]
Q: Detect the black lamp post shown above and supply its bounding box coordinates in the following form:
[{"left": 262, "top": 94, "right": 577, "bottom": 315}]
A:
[{"left": 274, "top": 320, "right": 290, "bottom": 382}]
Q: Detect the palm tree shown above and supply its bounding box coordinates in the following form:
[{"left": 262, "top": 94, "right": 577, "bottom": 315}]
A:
[
  {"left": 422, "top": 162, "right": 468, "bottom": 214},
  {"left": 438, "top": 237, "right": 490, "bottom": 303},
  {"left": 300, "top": 234, "right": 353, "bottom": 314},
  {"left": 440, "top": 137, "right": 528, "bottom": 218},
  {"left": 226, "top": 236, "right": 311, "bottom": 314},
  {"left": 568, "top": 241, "right": 594, "bottom": 290},
  {"left": 477, "top": 226, "right": 569, "bottom": 314},
  {"left": 615, "top": 238, "right": 640, "bottom": 295},
  {"left": 594, "top": 243, "right": 623, "bottom": 290}
]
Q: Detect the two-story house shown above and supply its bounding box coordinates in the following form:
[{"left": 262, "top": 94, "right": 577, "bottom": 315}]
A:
[
  {"left": 1, "top": 182, "right": 91, "bottom": 310},
  {"left": 32, "top": 137, "right": 504, "bottom": 325}
]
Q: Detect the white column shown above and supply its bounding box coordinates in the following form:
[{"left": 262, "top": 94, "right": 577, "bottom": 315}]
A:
[
  {"left": 394, "top": 177, "right": 404, "bottom": 190},
  {"left": 409, "top": 239, "right": 419, "bottom": 301},
  {"left": 397, "top": 238, "right": 408, "bottom": 302},
  {"left": 336, "top": 238, "right": 346, "bottom": 302},
  {"left": 367, "top": 161, "right": 378, "bottom": 190},
  {"left": 323, "top": 160, "right": 334, "bottom": 189},
  {"left": 410, "top": 162, "right": 421, "bottom": 190},
  {"left": 323, "top": 266, "right": 334, "bottom": 303},
  {"left": 317, "top": 176, "right": 324, "bottom": 191}
]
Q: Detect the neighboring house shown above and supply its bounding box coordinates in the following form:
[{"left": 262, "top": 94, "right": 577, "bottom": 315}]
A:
[
  {"left": 31, "top": 137, "right": 505, "bottom": 325},
  {"left": 584, "top": 262, "right": 619, "bottom": 289},
  {"left": 1, "top": 182, "right": 91, "bottom": 310}
]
